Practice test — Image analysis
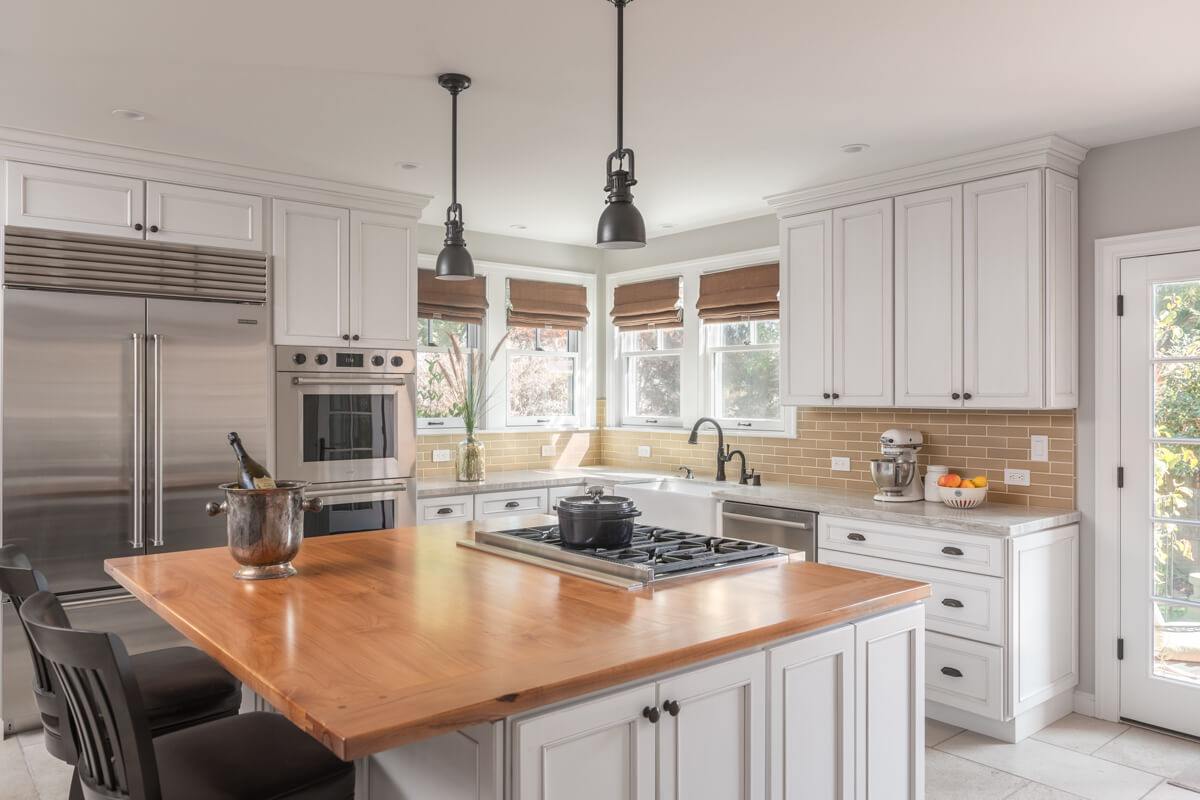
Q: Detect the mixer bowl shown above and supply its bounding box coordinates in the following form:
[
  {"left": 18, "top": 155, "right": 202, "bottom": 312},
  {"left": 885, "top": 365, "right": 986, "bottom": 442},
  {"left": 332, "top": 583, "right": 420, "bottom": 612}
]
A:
[{"left": 870, "top": 458, "right": 916, "bottom": 495}]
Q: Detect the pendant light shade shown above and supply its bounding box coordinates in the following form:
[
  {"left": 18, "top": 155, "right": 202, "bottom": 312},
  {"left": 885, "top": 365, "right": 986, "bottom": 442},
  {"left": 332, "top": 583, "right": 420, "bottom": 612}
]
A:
[
  {"left": 596, "top": 0, "right": 646, "bottom": 249},
  {"left": 436, "top": 73, "right": 475, "bottom": 280}
]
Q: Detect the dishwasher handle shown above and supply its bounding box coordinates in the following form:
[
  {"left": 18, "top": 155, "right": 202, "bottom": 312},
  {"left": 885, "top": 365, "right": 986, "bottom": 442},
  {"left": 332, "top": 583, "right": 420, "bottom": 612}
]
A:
[{"left": 720, "top": 511, "right": 810, "bottom": 530}]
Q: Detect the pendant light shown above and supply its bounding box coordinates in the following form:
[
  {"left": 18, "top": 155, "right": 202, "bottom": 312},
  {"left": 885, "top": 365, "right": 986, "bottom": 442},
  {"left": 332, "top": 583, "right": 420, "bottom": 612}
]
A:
[
  {"left": 596, "top": 0, "right": 647, "bottom": 249},
  {"left": 435, "top": 73, "right": 475, "bottom": 280}
]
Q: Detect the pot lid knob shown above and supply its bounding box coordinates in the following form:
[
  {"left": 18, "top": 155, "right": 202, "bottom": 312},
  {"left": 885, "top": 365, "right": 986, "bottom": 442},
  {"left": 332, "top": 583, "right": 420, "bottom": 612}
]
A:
[{"left": 585, "top": 485, "right": 606, "bottom": 503}]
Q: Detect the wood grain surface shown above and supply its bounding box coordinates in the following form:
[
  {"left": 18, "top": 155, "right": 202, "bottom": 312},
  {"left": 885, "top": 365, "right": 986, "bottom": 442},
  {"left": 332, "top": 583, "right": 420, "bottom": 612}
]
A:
[{"left": 105, "top": 516, "right": 928, "bottom": 760}]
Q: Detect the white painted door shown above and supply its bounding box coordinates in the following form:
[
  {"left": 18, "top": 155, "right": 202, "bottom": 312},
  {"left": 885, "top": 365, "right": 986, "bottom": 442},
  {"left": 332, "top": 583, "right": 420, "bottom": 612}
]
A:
[
  {"left": 6, "top": 161, "right": 145, "bottom": 238},
  {"left": 894, "top": 186, "right": 963, "bottom": 407},
  {"left": 768, "top": 625, "right": 854, "bottom": 800},
  {"left": 855, "top": 605, "right": 924, "bottom": 800},
  {"left": 832, "top": 199, "right": 893, "bottom": 406},
  {"left": 963, "top": 170, "right": 1043, "bottom": 408},
  {"left": 1119, "top": 250, "right": 1200, "bottom": 737},
  {"left": 272, "top": 200, "right": 351, "bottom": 345},
  {"left": 350, "top": 210, "right": 417, "bottom": 348},
  {"left": 657, "top": 651, "right": 765, "bottom": 800},
  {"left": 513, "top": 683, "right": 657, "bottom": 800},
  {"left": 145, "top": 182, "right": 263, "bottom": 250},
  {"left": 780, "top": 211, "right": 834, "bottom": 406}
]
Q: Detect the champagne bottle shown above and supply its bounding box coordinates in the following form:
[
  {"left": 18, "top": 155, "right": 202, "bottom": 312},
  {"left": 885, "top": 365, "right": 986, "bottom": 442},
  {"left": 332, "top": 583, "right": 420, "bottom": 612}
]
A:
[{"left": 227, "top": 432, "right": 276, "bottom": 490}]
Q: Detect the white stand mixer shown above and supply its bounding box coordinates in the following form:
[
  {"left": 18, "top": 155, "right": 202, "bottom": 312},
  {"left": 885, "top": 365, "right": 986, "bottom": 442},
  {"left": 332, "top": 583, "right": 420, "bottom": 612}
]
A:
[{"left": 870, "top": 429, "right": 924, "bottom": 503}]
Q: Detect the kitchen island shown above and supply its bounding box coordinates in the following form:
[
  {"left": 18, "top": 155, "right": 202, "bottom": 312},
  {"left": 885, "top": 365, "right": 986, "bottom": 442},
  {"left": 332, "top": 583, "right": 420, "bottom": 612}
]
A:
[{"left": 106, "top": 517, "right": 929, "bottom": 800}]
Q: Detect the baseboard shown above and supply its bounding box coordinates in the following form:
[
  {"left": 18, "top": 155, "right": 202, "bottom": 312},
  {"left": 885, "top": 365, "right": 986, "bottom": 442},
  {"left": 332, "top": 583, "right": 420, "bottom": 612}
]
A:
[
  {"left": 927, "top": 690, "right": 1075, "bottom": 743},
  {"left": 1072, "top": 690, "right": 1096, "bottom": 717}
]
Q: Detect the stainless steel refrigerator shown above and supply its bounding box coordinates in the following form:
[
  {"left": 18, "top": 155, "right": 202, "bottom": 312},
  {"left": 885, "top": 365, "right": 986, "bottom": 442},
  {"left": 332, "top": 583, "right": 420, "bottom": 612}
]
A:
[{"left": 1, "top": 227, "right": 270, "bottom": 732}]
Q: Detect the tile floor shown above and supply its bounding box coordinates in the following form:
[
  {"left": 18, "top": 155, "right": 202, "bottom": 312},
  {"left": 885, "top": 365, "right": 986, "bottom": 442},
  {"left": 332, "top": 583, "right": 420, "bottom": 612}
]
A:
[{"left": 2, "top": 714, "right": 1199, "bottom": 799}]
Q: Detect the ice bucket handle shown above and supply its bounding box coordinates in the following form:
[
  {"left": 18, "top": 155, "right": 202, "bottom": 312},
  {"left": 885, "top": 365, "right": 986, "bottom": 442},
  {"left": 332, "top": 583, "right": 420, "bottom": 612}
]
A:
[
  {"left": 205, "top": 501, "right": 228, "bottom": 517},
  {"left": 302, "top": 498, "right": 324, "bottom": 514},
  {"left": 205, "top": 498, "right": 323, "bottom": 515}
]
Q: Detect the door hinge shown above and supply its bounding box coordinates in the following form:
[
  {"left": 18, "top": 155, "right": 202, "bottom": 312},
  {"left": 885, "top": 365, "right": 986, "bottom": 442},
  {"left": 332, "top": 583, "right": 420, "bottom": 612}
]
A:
[
  {"left": 1117, "top": 638, "right": 1125, "bottom": 660},
  {"left": 1117, "top": 466, "right": 1125, "bottom": 488},
  {"left": 1117, "top": 294, "right": 1124, "bottom": 316}
]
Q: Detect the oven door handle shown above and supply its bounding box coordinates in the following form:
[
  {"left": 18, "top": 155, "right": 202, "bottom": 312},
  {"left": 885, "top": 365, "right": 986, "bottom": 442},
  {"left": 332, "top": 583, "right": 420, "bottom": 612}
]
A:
[
  {"left": 292, "top": 377, "right": 407, "bottom": 387},
  {"left": 309, "top": 482, "right": 408, "bottom": 499}
]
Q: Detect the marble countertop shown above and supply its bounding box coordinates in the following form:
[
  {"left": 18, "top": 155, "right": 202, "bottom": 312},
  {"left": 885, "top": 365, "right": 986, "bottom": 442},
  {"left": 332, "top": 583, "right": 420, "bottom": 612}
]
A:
[{"left": 416, "top": 467, "right": 1080, "bottom": 537}]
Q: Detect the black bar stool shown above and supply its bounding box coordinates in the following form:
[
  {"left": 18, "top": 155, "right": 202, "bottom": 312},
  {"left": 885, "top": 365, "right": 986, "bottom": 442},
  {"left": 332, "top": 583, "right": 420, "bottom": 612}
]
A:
[
  {"left": 0, "top": 545, "right": 241, "bottom": 762},
  {"left": 20, "top": 590, "right": 355, "bottom": 800}
]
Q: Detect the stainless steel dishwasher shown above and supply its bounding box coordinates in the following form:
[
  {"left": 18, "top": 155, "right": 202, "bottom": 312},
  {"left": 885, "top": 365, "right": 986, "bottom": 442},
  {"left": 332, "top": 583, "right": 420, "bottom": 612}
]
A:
[{"left": 720, "top": 501, "right": 817, "bottom": 561}]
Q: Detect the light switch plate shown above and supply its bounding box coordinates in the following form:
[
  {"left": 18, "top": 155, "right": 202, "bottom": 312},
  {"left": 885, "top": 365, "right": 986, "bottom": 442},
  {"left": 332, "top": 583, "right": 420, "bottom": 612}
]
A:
[
  {"left": 541, "top": 444, "right": 556, "bottom": 457},
  {"left": 831, "top": 457, "right": 851, "bottom": 472},
  {"left": 432, "top": 449, "right": 451, "bottom": 463},
  {"left": 1031, "top": 435, "right": 1049, "bottom": 462},
  {"left": 1005, "top": 468, "right": 1031, "bottom": 486},
  {"left": 638, "top": 445, "right": 651, "bottom": 458}
]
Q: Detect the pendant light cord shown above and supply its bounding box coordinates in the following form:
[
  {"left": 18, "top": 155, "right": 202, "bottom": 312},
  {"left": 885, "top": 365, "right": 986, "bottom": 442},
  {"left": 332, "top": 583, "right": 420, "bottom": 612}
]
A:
[
  {"left": 616, "top": 0, "right": 624, "bottom": 155},
  {"left": 451, "top": 89, "right": 459, "bottom": 210}
]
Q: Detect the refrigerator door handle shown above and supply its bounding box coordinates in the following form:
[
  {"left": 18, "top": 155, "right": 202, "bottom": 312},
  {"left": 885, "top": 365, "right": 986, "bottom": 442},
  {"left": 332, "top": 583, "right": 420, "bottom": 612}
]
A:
[
  {"left": 151, "top": 333, "right": 164, "bottom": 547},
  {"left": 131, "top": 333, "right": 145, "bottom": 549}
]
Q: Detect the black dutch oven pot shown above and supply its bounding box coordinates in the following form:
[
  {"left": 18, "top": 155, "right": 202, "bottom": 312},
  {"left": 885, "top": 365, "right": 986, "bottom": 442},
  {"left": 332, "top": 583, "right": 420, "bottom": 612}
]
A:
[{"left": 556, "top": 486, "right": 641, "bottom": 549}]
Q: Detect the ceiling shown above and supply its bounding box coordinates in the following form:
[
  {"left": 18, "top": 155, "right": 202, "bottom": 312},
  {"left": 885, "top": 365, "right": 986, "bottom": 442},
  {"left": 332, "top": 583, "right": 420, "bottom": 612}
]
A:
[{"left": 4, "top": 0, "right": 1199, "bottom": 246}]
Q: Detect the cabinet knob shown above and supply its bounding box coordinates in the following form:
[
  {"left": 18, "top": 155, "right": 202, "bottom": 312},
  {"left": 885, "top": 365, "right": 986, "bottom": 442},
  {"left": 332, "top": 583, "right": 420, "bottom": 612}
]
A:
[
  {"left": 822, "top": 392, "right": 831, "bottom": 399},
  {"left": 940, "top": 666, "right": 963, "bottom": 678},
  {"left": 342, "top": 334, "right": 351, "bottom": 341},
  {"left": 133, "top": 223, "right": 144, "bottom": 231},
  {"left": 941, "top": 598, "right": 964, "bottom": 608},
  {"left": 831, "top": 392, "right": 840, "bottom": 400},
  {"left": 148, "top": 225, "right": 159, "bottom": 233},
  {"left": 963, "top": 392, "right": 972, "bottom": 400},
  {"left": 951, "top": 392, "right": 961, "bottom": 400},
  {"left": 642, "top": 706, "right": 660, "bottom": 724},
  {"left": 663, "top": 699, "right": 681, "bottom": 717},
  {"left": 352, "top": 334, "right": 360, "bottom": 341}
]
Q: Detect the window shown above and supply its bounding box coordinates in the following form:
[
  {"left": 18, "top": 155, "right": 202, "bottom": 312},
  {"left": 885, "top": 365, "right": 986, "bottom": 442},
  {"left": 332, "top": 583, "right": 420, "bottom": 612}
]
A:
[
  {"left": 416, "top": 318, "right": 478, "bottom": 430},
  {"left": 621, "top": 328, "right": 683, "bottom": 425},
  {"left": 705, "top": 320, "right": 782, "bottom": 429},
  {"left": 506, "top": 327, "right": 580, "bottom": 426}
]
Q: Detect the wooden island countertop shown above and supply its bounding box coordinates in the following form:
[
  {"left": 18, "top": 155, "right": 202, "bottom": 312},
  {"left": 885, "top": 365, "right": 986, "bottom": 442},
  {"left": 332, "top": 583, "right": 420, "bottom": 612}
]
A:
[{"left": 105, "top": 518, "right": 929, "bottom": 760}]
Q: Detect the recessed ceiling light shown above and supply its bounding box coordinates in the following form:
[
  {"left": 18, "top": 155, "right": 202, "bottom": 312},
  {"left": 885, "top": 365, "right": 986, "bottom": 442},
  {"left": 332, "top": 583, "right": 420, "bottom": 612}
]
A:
[
  {"left": 509, "top": 224, "right": 527, "bottom": 230},
  {"left": 840, "top": 143, "right": 870, "bottom": 154},
  {"left": 111, "top": 109, "right": 146, "bottom": 121},
  {"left": 394, "top": 161, "right": 421, "bottom": 170}
]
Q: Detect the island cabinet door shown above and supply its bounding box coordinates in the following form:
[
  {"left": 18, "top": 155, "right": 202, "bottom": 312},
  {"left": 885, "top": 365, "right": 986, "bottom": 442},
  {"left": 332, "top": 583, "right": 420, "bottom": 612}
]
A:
[
  {"left": 854, "top": 604, "right": 925, "bottom": 800},
  {"left": 768, "top": 625, "right": 855, "bottom": 800},
  {"left": 512, "top": 683, "right": 658, "bottom": 800},
  {"left": 657, "top": 651, "right": 766, "bottom": 800}
]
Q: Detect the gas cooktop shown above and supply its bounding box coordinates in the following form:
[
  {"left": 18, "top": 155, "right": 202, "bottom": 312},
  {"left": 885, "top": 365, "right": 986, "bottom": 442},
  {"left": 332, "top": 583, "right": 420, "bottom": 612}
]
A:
[{"left": 457, "top": 523, "right": 788, "bottom": 589}]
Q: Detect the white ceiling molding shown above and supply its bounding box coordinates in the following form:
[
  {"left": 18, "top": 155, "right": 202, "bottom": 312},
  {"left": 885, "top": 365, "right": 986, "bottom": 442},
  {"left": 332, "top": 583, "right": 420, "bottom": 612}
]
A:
[{"left": 765, "top": 135, "right": 1088, "bottom": 218}]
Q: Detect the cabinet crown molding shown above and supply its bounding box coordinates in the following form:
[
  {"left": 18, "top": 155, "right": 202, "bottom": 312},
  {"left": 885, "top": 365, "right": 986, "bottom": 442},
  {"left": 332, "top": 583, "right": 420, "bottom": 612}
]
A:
[{"left": 765, "top": 135, "right": 1088, "bottom": 219}]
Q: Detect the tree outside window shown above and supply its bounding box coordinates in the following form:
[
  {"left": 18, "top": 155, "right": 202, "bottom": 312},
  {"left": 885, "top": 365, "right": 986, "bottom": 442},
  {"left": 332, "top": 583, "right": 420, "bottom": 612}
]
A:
[{"left": 506, "top": 327, "right": 580, "bottom": 424}]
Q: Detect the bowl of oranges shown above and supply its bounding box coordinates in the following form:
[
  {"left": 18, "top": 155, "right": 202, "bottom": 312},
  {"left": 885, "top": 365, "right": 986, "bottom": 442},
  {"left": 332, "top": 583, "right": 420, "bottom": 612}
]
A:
[{"left": 936, "top": 473, "right": 989, "bottom": 509}]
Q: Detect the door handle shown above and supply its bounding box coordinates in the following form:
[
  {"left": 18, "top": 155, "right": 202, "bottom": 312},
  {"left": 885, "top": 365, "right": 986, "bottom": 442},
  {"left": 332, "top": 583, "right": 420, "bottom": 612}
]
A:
[
  {"left": 941, "top": 546, "right": 964, "bottom": 556},
  {"left": 847, "top": 533, "right": 866, "bottom": 541},
  {"left": 940, "top": 666, "right": 963, "bottom": 678},
  {"left": 941, "top": 598, "right": 964, "bottom": 608},
  {"left": 151, "top": 334, "right": 164, "bottom": 547},
  {"left": 130, "top": 333, "right": 144, "bottom": 549}
]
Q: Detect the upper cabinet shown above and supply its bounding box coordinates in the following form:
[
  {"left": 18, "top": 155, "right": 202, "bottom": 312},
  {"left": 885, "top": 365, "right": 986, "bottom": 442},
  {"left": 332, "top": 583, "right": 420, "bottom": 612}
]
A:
[
  {"left": 780, "top": 199, "right": 893, "bottom": 407},
  {"left": 6, "top": 162, "right": 262, "bottom": 250},
  {"left": 273, "top": 200, "right": 416, "bottom": 349}
]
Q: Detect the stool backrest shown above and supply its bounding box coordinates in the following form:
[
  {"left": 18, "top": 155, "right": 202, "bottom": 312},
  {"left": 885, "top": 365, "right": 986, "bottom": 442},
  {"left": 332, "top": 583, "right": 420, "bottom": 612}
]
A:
[{"left": 19, "top": 590, "right": 161, "bottom": 800}]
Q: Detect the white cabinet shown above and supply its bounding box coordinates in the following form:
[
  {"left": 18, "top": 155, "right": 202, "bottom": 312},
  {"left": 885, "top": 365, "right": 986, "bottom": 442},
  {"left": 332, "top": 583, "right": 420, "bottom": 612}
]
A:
[
  {"left": 5, "top": 162, "right": 264, "bottom": 250},
  {"left": 513, "top": 683, "right": 658, "bottom": 800},
  {"left": 273, "top": 200, "right": 416, "bottom": 348},
  {"left": 364, "top": 722, "right": 502, "bottom": 800},
  {"left": 769, "top": 625, "right": 855, "bottom": 800},
  {"left": 417, "top": 495, "right": 475, "bottom": 525},
  {"left": 780, "top": 199, "right": 893, "bottom": 407},
  {"left": 474, "top": 488, "right": 548, "bottom": 520}
]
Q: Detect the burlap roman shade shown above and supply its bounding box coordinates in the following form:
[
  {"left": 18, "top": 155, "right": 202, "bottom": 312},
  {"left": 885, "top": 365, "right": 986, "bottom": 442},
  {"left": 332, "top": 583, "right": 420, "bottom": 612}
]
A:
[
  {"left": 507, "top": 279, "right": 590, "bottom": 330},
  {"left": 695, "top": 263, "right": 779, "bottom": 322},
  {"left": 417, "top": 269, "right": 488, "bottom": 324},
  {"left": 610, "top": 276, "right": 682, "bottom": 330}
]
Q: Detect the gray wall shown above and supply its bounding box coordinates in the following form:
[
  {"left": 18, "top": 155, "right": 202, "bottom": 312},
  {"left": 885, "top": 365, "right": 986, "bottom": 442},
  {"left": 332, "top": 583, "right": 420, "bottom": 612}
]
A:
[{"left": 1076, "top": 125, "right": 1200, "bottom": 694}]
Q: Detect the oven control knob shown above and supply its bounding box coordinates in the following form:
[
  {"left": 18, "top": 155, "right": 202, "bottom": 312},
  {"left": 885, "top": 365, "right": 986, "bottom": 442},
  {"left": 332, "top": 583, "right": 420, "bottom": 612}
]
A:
[
  {"left": 292, "top": 353, "right": 307, "bottom": 365},
  {"left": 315, "top": 353, "right": 328, "bottom": 365},
  {"left": 391, "top": 355, "right": 404, "bottom": 367},
  {"left": 371, "top": 355, "right": 385, "bottom": 367}
]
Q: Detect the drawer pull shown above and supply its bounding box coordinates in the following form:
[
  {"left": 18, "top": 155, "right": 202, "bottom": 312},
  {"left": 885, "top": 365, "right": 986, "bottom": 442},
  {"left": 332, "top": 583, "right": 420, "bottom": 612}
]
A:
[
  {"left": 436, "top": 507, "right": 454, "bottom": 515},
  {"left": 847, "top": 533, "right": 867, "bottom": 542},
  {"left": 941, "top": 598, "right": 964, "bottom": 608},
  {"left": 941, "top": 546, "right": 964, "bottom": 556},
  {"left": 504, "top": 501, "right": 521, "bottom": 509},
  {"left": 940, "top": 666, "right": 963, "bottom": 678}
]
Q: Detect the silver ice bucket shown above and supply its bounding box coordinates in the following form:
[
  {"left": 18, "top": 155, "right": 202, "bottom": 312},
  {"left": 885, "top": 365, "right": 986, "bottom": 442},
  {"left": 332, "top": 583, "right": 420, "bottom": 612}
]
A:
[{"left": 204, "top": 481, "right": 323, "bottom": 580}]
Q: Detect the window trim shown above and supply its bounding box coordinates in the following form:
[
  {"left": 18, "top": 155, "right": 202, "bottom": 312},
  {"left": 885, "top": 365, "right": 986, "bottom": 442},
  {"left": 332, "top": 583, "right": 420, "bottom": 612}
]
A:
[
  {"left": 619, "top": 328, "right": 684, "bottom": 428},
  {"left": 505, "top": 331, "right": 582, "bottom": 428}
]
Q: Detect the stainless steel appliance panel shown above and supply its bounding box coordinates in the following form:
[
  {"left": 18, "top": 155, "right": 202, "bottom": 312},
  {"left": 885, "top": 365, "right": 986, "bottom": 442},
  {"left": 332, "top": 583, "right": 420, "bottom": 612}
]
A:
[
  {"left": 720, "top": 501, "right": 817, "bottom": 560},
  {"left": 147, "top": 299, "right": 269, "bottom": 554},
  {"left": 2, "top": 289, "right": 146, "bottom": 593},
  {"left": 305, "top": 481, "right": 414, "bottom": 536}
]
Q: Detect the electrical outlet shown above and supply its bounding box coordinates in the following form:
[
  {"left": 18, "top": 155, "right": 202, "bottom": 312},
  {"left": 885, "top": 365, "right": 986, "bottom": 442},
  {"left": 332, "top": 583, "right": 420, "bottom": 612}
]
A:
[
  {"left": 638, "top": 445, "right": 651, "bottom": 458},
  {"left": 432, "top": 449, "right": 451, "bottom": 463},
  {"left": 1005, "top": 468, "right": 1031, "bottom": 486},
  {"left": 541, "top": 444, "right": 556, "bottom": 457},
  {"left": 1030, "top": 435, "right": 1049, "bottom": 462},
  {"left": 831, "top": 457, "right": 851, "bottom": 472}
]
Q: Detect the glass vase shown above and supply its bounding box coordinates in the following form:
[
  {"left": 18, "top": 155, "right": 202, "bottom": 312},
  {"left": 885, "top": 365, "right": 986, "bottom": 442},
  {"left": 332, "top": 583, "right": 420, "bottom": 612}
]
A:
[{"left": 455, "top": 434, "right": 486, "bottom": 482}]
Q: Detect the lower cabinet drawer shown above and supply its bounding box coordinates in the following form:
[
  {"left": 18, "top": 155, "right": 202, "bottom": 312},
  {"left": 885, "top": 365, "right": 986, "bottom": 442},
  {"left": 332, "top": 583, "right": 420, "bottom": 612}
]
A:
[
  {"left": 475, "top": 488, "right": 548, "bottom": 518},
  {"left": 417, "top": 495, "right": 474, "bottom": 524},
  {"left": 818, "top": 550, "right": 1005, "bottom": 645},
  {"left": 925, "top": 631, "right": 1005, "bottom": 720},
  {"left": 819, "top": 515, "right": 1005, "bottom": 577}
]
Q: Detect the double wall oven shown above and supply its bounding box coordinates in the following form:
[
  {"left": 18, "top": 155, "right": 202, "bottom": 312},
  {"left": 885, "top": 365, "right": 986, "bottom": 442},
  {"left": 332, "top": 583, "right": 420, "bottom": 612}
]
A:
[{"left": 275, "top": 346, "right": 417, "bottom": 534}]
